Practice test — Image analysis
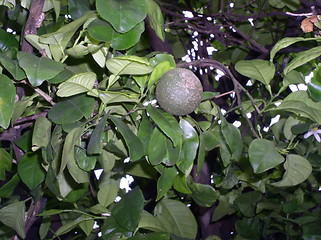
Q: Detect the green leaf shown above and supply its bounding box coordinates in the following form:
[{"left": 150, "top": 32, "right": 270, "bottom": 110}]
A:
[
  {"left": 68, "top": 0, "right": 91, "bottom": 19},
  {"left": 148, "top": 61, "right": 173, "bottom": 88},
  {"left": 39, "top": 11, "right": 96, "bottom": 61},
  {"left": 284, "top": 46, "right": 321, "bottom": 75},
  {"left": 61, "top": 127, "right": 89, "bottom": 183},
  {"left": 146, "top": 105, "right": 183, "bottom": 147},
  {"left": 0, "top": 74, "right": 15, "bottom": 129},
  {"left": 189, "top": 181, "right": 220, "bottom": 207},
  {"left": 17, "top": 152, "right": 46, "bottom": 190},
  {"left": 17, "top": 51, "right": 65, "bottom": 86},
  {"left": 271, "top": 154, "right": 312, "bottom": 187},
  {"left": 99, "top": 91, "right": 139, "bottom": 104},
  {"left": 177, "top": 119, "right": 199, "bottom": 175},
  {"left": 97, "top": 178, "right": 120, "bottom": 207},
  {"left": 249, "top": 139, "right": 284, "bottom": 173},
  {"left": 96, "top": 0, "right": 147, "bottom": 33},
  {"left": 74, "top": 146, "right": 97, "bottom": 171},
  {"left": 87, "top": 114, "right": 109, "bottom": 155},
  {"left": 0, "top": 148, "right": 12, "bottom": 180},
  {"left": 234, "top": 191, "right": 261, "bottom": 217},
  {"left": 138, "top": 210, "right": 167, "bottom": 232},
  {"left": 57, "top": 72, "right": 96, "bottom": 97},
  {"left": 0, "top": 174, "right": 20, "bottom": 198},
  {"left": 87, "top": 19, "right": 145, "bottom": 50},
  {"left": 110, "top": 116, "right": 144, "bottom": 161},
  {"left": 154, "top": 199, "right": 197, "bottom": 239},
  {"left": 235, "top": 59, "right": 275, "bottom": 86},
  {"left": 270, "top": 37, "right": 318, "bottom": 61},
  {"left": 111, "top": 187, "right": 144, "bottom": 231},
  {"left": 276, "top": 91, "right": 321, "bottom": 124},
  {"left": 138, "top": 112, "right": 154, "bottom": 155},
  {"left": 32, "top": 116, "right": 52, "bottom": 151},
  {"left": 235, "top": 216, "right": 261, "bottom": 240},
  {"left": 0, "top": 53, "right": 26, "bottom": 80},
  {"left": 156, "top": 165, "right": 178, "bottom": 201},
  {"left": 220, "top": 115, "right": 243, "bottom": 161},
  {"left": 0, "top": 201, "right": 26, "bottom": 239},
  {"left": 0, "top": 28, "right": 18, "bottom": 51},
  {"left": 106, "top": 55, "right": 153, "bottom": 75},
  {"left": 146, "top": 0, "right": 165, "bottom": 41},
  {"left": 101, "top": 215, "right": 131, "bottom": 239},
  {"left": 148, "top": 127, "right": 170, "bottom": 165},
  {"left": 48, "top": 94, "right": 95, "bottom": 124}
]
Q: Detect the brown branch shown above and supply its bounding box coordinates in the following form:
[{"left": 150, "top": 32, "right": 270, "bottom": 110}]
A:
[
  {"left": 21, "top": 0, "right": 45, "bottom": 53},
  {"left": 20, "top": 80, "right": 55, "bottom": 105},
  {"left": 177, "top": 59, "right": 260, "bottom": 138}
]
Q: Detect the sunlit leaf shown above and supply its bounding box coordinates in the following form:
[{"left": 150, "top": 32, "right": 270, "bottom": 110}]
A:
[
  {"left": 57, "top": 72, "right": 96, "bottom": 97},
  {"left": 106, "top": 55, "right": 153, "bottom": 75}
]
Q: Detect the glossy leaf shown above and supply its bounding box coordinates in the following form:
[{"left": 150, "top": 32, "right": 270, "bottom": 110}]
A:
[
  {"left": 57, "top": 72, "right": 96, "bottom": 97},
  {"left": 110, "top": 116, "right": 144, "bottom": 161},
  {"left": 270, "top": 37, "right": 317, "bottom": 61},
  {"left": 0, "top": 148, "right": 12, "bottom": 180},
  {"left": 249, "top": 139, "right": 284, "bottom": 173},
  {"left": 177, "top": 119, "right": 199, "bottom": 175},
  {"left": 235, "top": 59, "right": 275, "bottom": 86},
  {"left": 154, "top": 199, "right": 197, "bottom": 239},
  {"left": 271, "top": 154, "right": 312, "bottom": 187},
  {"left": 220, "top": 115, "right": 243, "bottom": 161},
  {"left": 0, "top": 201, "right": 25, "bottom": 239},
  {"left": 111, "top": 187, "right": 144, "bottom": 231},
  {"left": 0, "top": 74, "right": 15, "bottom": 129},
  {"left": 106, "top": 55, "right": 153, "bottom": 76},
  {"left": 138, "top": 112, "right": 154, "bottom": 154},
  {"left": 96, "top": 0, "right": 147, "bottom": 33},
  {"left": 87, "top": 19, "right": 145, "bottom": 50},
  {"left": 284, "top": 46, "right": 321, "bottom": 75},
  {"left": 48, "top": 94, "right": 95, "bottom": 124},
  {"left": 17, "top": 152, "right": 46, "bottom": 190},
  {"left": 138, "top": 210, "right": 167, "bottom": 232},
  {"left": 146, "top": 105, "right": 183, "bottom": 147},
  {"left": 276, "top": 91, "right": 321, "bottom": 124},
  {"left": 17, "top": 51, "right": 65, "bottom": 86},
  {"left": 148, "top": 127, "right": 168, "bottom": 165},
  {"left": 148, "top": 61, "right": 173, "bottom": 88}
]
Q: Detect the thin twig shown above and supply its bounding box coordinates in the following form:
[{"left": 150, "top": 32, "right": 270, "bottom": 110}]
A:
[{"left": 20, "top": 80, "right": 55, "bottom": 105}]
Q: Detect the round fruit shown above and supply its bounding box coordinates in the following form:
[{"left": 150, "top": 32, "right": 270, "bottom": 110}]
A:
[{"left": 156, "top": 68, "right": 203, "bottom": 116}]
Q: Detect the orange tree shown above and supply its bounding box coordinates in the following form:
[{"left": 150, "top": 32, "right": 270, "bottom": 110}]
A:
[{"left": 1, "top": 0, "right": 321, "bottom": 239}]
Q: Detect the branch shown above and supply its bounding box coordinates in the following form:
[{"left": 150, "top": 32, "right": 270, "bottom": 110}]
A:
[
  {"left": 20, "top": 80, "right": 55, "bottom": 105},
  {"left": 21, "top": 0, "right": 45, "bottom": 53},
  {"left": 177, "top": 59, "right": 260, "bottom": 138}
]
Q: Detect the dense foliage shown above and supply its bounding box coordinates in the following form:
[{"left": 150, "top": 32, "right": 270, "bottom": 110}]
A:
[{"left": 1, "top": 0, "right": 321, "bottom": 239}]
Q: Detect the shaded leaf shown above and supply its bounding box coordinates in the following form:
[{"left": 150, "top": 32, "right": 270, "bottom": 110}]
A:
[
  {"left": 0, "top": 148, "right": 11, "bottom": 180},
  {"left": 249, "top": 139, "right": 284, "bottom": 173},
  {"left": 112, "top": 187, "right": 144, "bottom": 231},
  {"left": 0, "top": 53, "right": 25, "bottom": 80},
  {"left": 189, "top": 181, "right": 220, "bottom": 207},
  {"left": 32, "top": 116, "right": 51, "bottom": 151},
  {"left": 110, "top": 116, "right": 144, "bottom": 161},
  {"left": 154, "top": 199, "right": 197, "bottom": 239},
  {"left": 74, "top": 146, "right": 97, "bottom": 171},
  {"left": 156, "top": 165, "right": 178, "bottom": 201},
  {"left": 17, "top": 51, "right": 65, "bottom": 86},
  {"left": 146, "top": 0, "right": 165, "bottom": 41},
  {"left": 87, "top": 114, "right": 108, "bottom": 155},
  {"left": 271, "top": 154, "right": 312, "bottom": 187},
  {"left": 0, "top": 74, "right": 15, "bottom": 129},
  {"left": 0, "top": 201, "right": 25, "bottom": 238},
  {"left": 17, "top": 152, "right": 46, "bottom": 190},
  {"left": 48, "top": 94, "right": 95, "bottom": 124},
  {"left": 146, "top": 105, "right": 182, "bottom": 147},
  {"left": 96, "top": 0, "right": 147, "bottom": 33}
]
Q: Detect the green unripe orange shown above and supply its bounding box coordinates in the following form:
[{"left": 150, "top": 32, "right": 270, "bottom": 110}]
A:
[{"left": 156, "top": 68, "right": 203, "bottom": 116}]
